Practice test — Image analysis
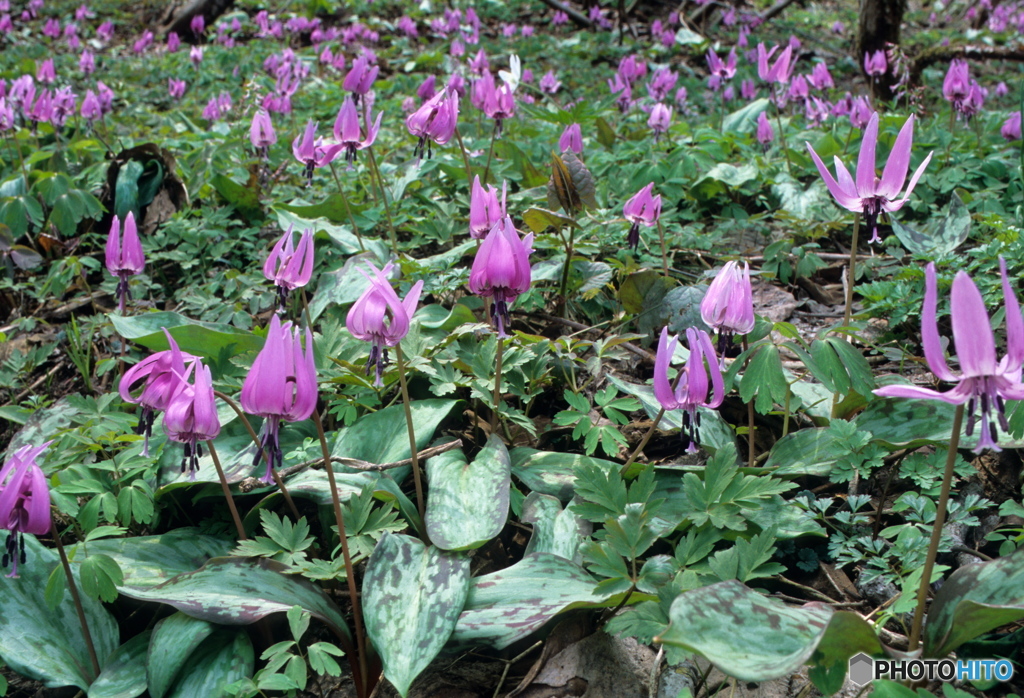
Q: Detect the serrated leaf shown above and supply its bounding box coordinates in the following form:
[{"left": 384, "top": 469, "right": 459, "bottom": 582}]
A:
[{"left": 363, "top": 533, "right": 470, "bottom": 697}]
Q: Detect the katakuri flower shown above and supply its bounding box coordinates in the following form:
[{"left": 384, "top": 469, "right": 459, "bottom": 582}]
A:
[
  {"left": 332, "top": 95, "right": 381, "bottom": 164},
  {"left": 648, "top": 103, "right": 672, "bottom": 139},
  {"left": 874, "top": 259, "right": 1024, "bottom": 452},
  {"left": 0, "top": 442, "right": 52, "bottom": 577},
  {"left": 343, "top": 54, "right": 378, "bottom": 103},
  {"left": 292, "top": 120, "right": 340, "bottom": 185},
  {"left": 653, "top": 327, "right": 725, "bottom": 452},
  {"left": 706, "top": 48, "right": 737, "bottom": 81},
  {"left": 164, "top": 360, "right": 220, "bottom": 480},
  {"left": 469, "top": 217, "right": 534, "bottom": 337},
  {"left": 120, "top": 330, "right": 196, "bottom": 454},
  {"left": 756, "top": 111, "right": 774, "bottom": 148},
  {"left": 263, "top": 226, "right": 314, "bottom": 308},
  {"left": 943, "top": 59, "right": 971, "bottom": 110},
  {"left": 863, "top": 50, "right": 887, "bottom": 77},
  {"left": 1002, "top": 111, "right": 1022, "bottom": 141},
  {"left": 469, "top": 175, "right": 505, "bottom": 239},
  {"left": 805, "top": 111, "right": 933, "bottom": 244},
  {"left": 757, "top": 43, "right": 794, "bottom": 86},
  {"left": 105, "top": 212, "right": 144, "bottom": 312},
  {"left": 700, "top": 260, "right": 755, "bottom": 348},
  {"left": 346, "top": 262, "right": 423, "bottom": 386},
  {"left": 250, "top": 109, "right": 276, "bottom": 158},
  {"left": 241, "top": 315, "right": 317, "bottom": 482},
  {"left": 623, "top": 183, "right": 661, "bottom": 251},
  {"left": 406, "top": 86, "right": 459, "bottom": 160},
  {"left": 559, "top": 123, "right": 582, "bottom": 154}
]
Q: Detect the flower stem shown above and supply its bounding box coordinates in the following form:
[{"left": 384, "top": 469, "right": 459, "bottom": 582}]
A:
[
  {"left": 50, "top": 520, "right": 100, "bottom": 682},
  {"left": 656, "top": 219, "right": 669, "bottom": 277},
  {"left": 454, "top": 127, "right": 474, "bottom": 185},
  {"left": 619, "top": 407, "right": 664, "bottom": 477},
  {"left": 742, "top": 337, "right": 755, "bottom": 467},
  {"left": 393, "top": 345, "right": 425, "bottom": 526},
  {"left": 772, "top": 91, "right": 792, "bottom": 173},
  {"left": 212, "top": 391, "right": 301, "bottom": 522},
  {"left": 207, "top": 440, "right": 247, "bottom": 541},
  {"left": 559, "top": 226, "right": 576, "bottom": 316},
  {"left": 843, "top": 212, "right": 861, "bottom": 328},
  {"left": 366, "top": 145, "right": 398, "bottom": 256},
  {"left": 328, "top": 162, "right": 364, "bottom": 253},
  {"left": 311, "top": 408, "right": 369, "bottom": 698},
  {"left": 482, "top": 120, "right": 499, "bottom": 184},
  {"left": 491, "top": 335, "right": 505, "bottom": 435},
  {"left": 907, "top": 403, "right": 965, "bottom": 653}
]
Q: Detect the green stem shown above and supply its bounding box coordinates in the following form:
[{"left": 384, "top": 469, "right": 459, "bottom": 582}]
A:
[
  {"left": 907, "top": 404, "right": 965, "bottom": 653},
  {"left": 454, "top": 127, "right": 474, "bottom": 185},
  {"left": 782, "top": 384, "right": 792, "bottom": 438},
  {"left": 656, "top": 219, "right": 669, "bottom": 277},
  {"left": 50, "top": 520, "right": 100, "bottom": 682},
  {"left": 619, "top": 407, "right": 664, "bottom": 476},
  {"left": 328, "top": 162, "right": 364, "bottom": 252},
  {"left": 559, "top": 227, "right": 576, "bottom": 316},
  {"left": 311, "top": 407, "right": 369, "bottom": 698},
  {"left": 843, "top": 212, "right": 861, "bottom": 328},
  {"left": 207, "top": 441, "right": 247, "bottom": 541},
  {"left": 773, "top": 92, "right": 792, "bottom": 173},
  {"left": 393, "top": 345, "right": 425, "bottom": 526},
  {"left": 742, "top": 337, "right": 755, "bottom": 467},
  {"left": 491, "top": 335, "right": 505, "bottom": 435},
  {"left": 482, "top": 121, "right": 498, "bottom": 184},
  {"left": 366, "top": 146, "right": 398, "bottom": 255}
]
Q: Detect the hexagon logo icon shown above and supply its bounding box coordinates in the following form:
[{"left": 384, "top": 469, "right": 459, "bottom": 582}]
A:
[{"left": 849, "top": 653, "right": 874, "bottom": 686}]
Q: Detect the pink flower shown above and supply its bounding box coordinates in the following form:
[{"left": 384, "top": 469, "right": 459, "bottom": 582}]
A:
[
  {"left": 653, "top": 327, "right": 724, "bottom": 452},
  {"left": 406, "top": 86, "right": 459, "bottom": 159},
  {"left": 623, "top": 183, "right": 661, "bottom": 250},
  {"left": 0, "top": 442, "right": 53, "bottom": 577},
  {"left": 540, "top": 70, "right": 560, "bottom": 94},
  {"left": 469, "top": 175, "right": 505, "bottom": 239},
  {"left": 80, "top": 90, "right": 101, "bottom": 121},
  {"left": 346, "top": 262, "right": 423, "bottom": 386},
  {"left": 263, "top": 226, "right": 315, "bottom": 305},
  {"left": 343, "top": 54, "right": 378, "bottom": 101},
  {"left": 36, "top": 59, "right": 55, "bottom": 85},
  {"left": 706, "top": 48, "right": 737, "bottom": 80},
  {"left": 469, "top": 217, "right": 534, "bottom": 337},
  {"left": 79, "top": 49, "right": 95, "bottom": 75},
  {"left": 808, "top": 62, "right": 834, "bottom": 90},
  {"left": 943, "top": 59, "right": 971, "bottom": 109},
  {"left": 292, "top": 120, "right": 341, "bottom": 184},
  {"left": 757, "top": 43, "right": 793, "bottom": 85},
  {"left": 863, "top": 50, "right": 887, "bottom": 77},
  {"left": 241, "top": 315, "right": 317, "bottom": 481},
  {"left": 105, "top": 212, "right": 145, "bottom": 312},
  {"left": 332, "top": 96, "right": 382, "bottom": 164},
  {"left": 250, "top": 109, "right": 276, "bottom": 155},
  {"left": 167, "top": 31, "right": 180, "bottom": 52},
  {"left": 168, "top": 79, "right": 186, "bottom": 100},
  {"left": 190, "top": 44, "right": 203, "bottom": 68},
  {"left": 190, "top": 13, "right": 205, "bottom": 36},
  {"left": 647, "top": 68, "right": 678, "bottom": 101},
  {"left": 700, "top": 260, "right": 754, "bottom": 337},
  {"left": 417, "top": 75, "right": 437, "bottom": 101},
  {"left": 756, "top": 111, "right": 774, "bottom": 147},
  {"left": 559, "top": 123, "right": 582, "bottom": 154},
  {"left": 647, "top": 102, "right": 672, "bottom": 139},
  {"left": 1002, "top": 111, "right": 1022, "bottom": 141},
  {"left": 120, "top": 330, "right": 195, "bottom": 454},
  {"left": 552, "top": 10, "right": 568, "bottom": 25},
  {"left": 874, "top": 259, "right": 1024, "bottom": 452},
  {"left": 850, "top": 96, "right": 873, "bottom": 129},
  {"left": 164, "top": 361, "right": 220, "bottom": 480}
]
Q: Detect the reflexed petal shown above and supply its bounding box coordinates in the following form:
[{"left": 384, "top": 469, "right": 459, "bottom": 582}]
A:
[
  {"left": 920, "top": 263, "right": 958, "bottom": 381},
  {"left": 950, "top": 271, "right": 998, "bottom": 377},
  {"left": 1001, "top": 256, "right": 1024, "bottom": 372},
  {"left": 262, "top": 229, "right": 289, "bottom": 282},
  {"left": 104, "top": 215, "right": 120, "bottom": 273},
  {"left": 805, "top": 143, "right": 860, "bottom": 211},
  {"left": 654, "top": 327, "right": 679, "bottom": 410},
  {"left": 697, "top": 330, "right": 725, "bottom": 408},
  {"left": 877, "top": 114, "right": 914, "bottom": 200},
  {"left": 856, "top": 112, "right": 879, "bottom": 197},
  {"left": 872, "top": 383, "right": 968, "bottom": 404},
  {"left": 681, "top": 329, "right": 708, "bottom": 407}
]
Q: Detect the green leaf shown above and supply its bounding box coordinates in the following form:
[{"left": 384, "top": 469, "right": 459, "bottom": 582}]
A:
[
  {"left": 923, "top": 547, "right": 1024, "bottom": 658},
  {"left": 595, "top": 116, "right": 616, "bottom": 147},
  {"left": 115, "top": 160, "right": 143, "bottom": 220},
  {"left": 109, "top": 311, "right": 263, "bottom": 361},
  {"left": 521, "top": 492, "right": 586, "bottom": 562},
  {"left": 855, "top": 398, "right": 961, "bottom": 449},
  {"left": 307, "top": 642, "right": 344, "bottom": 677},
  {"left": 147, "top": 613, "right": 216, "bottom": 698},
  {"left": 619, "top": 270, "right": 671, "bottom": 315},
  {"left": 451, "top": 552, "right": 615, "bottom": 650},
  {"left": 165, "top": 630, "right": 253, "bottom": 698},
  {"left": 807, "top": 611, "right": 885, "bottom": 694},
  {"left": 722, "top": 98, "right": 770, "bottom": 133},
  {"left": 363, "top": 533, "right": 470, "bottom": 697},
  {"left": 119, "top": 557, "right": 352, "bottom": 649},
  {"left": 657, "top": 580, "right": 836, "bottom": 681},
  {"left": 210, "top": 173, "right": 262, "bottom": 220},
  {"left": 0, "top": 535, "right": 119, "bottom": 690},
  {"left": 740, "top": 344, "right": 789, "bottom": 414},
  {"left": 891, "top": 192, "right": 970, "bottom": 258},
  {"left": 287, "top": 606, "right": 310, "bottom": 643},
  {"left": 79, "top": 554, "right": 123, "bottom": 602},
  {"left": 425, "top": 435, "right": 511, "bottom": 551},
  {"left": 765, "top": 428, "right": 848, "bottom": 477},
  {"left": 521, "top": 207, "right": 579, "bottom": 234},
  {"left": 509, "top": 448, "right": 619, "bottom": 501},
  {"left": 79, "top": 529, "right": 232, "bottom": 589},
  {"left": 87, "top": 631, "right": 151, "bottom": 698}
]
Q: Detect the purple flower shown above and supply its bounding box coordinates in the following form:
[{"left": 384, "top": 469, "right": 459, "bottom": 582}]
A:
[
  {"left": 617, "top": 54, "right": 647, "bottom": 84},
  {"left": 863, "top": 50, "right": 887, "bottom": 77},
  {"left": 995, "top": 81, "right": 1009, "bottom": 97},
  {"left": 756, "top": 111, "right": 774, "bottom": 147},
  {"left": 653, "top": 327, "right": 724, "bottom": 452},
  {"left": 106, "top": 212, "right": 144, "bottom": 312},
  {"left": 398, "top": 16, "right": 418, "bottom": 37},
  {"left": 700, "top": 260, "right": 755, "bottom": 342},
  {"left": 0, "top": 442, "right": 53, "bottom": 577},
  {"left": 79, "top": 49, "right": 95, "bottom": 75},
  {"left": 241, "top": 315, "right": 317, "bottom": 482},
  {"left": 263, "top": 226, "right": 315, "bottom": 306},
  {"left": 292, "top": 120, "right": 341, "bottom": 184},
  {"left": 740, "top": 79, "right": 757, "bottom": 100},
  {"left": 874, "top": 260, "right": 1024, "bottom": 452},
  {"left": 333, "top": 96, "right": 382, "bottom": 164},
  {"left": 943, "top": 59, "right": 971, "bottom": 109},
  {"left": 552, "top": 10, "right": 568, "bottom": 25},
  {"left": 167, "top": 31, "right": 180, "bottom": 52},
  {"left": 540, "top": 70, "right": 561, "bottom": 94},
  {"left": 1002, "top": 111, "right": 1022, "bottom": 141},
  {"left": 120, "top": 330, "right": 195, "bottom": 454},
  {"left": 623, "top": 183, "right": 662, "bottom": 251},
  {"left": 850, "top": 96, "right": 873, "bottom": 129},
  {"left": 35, "top": 59, "right": 55, "bottom": 85},
  {"left": 469, "top": 49, "right": 489, "bottom": 77},
  {"left": 190, "top": 45, "right": 203, "bottom": 68},
  {"left": 164, "top": 361, "right": 220, "bottom": 480},
  {"left": 346, "top": 262, "right": 423, "bottom": 386},
  {"left": 706, "top": 48, "right": 737, "bottom": 80},
  {"left": 757, "top": 43, "right": 793, "bottom": 85},
  {"left": 469, "top": 175, "right": 505, "bottom": 239},
  {"left": 250, "top": 109, "right": 276, "bottom": 156},
  {"left": 647, "top": 68, "right": 678, "bottom": 101},
  {"left": 406, "top": 86, "right": 459, "bottom": 159},
  {"left": 42, "top": 18, "right": 60, "bottom": 39},
  {"left": 97, "top": 20, "right": 113, "bottom": 41},
  {"left": 190, "top": 13, "right": 205, "bottom": 36},
  {"left": 559, "top": 123, "right": 582, "bottom": 154},
  {"left": 805, "top": 111, "right": 933, "bottom": 244},
  {"left": 469, "top": 217, "right": 534, "bottom": 337},
  {"left": 832, "top": 20, "right": 845, "bottom": 33},
  {"left": 168, "top": 79, "right": 186, "bottom": 100},
  {"left": 808, "top": 62, "right": 834, "bottom": 90},
  {"left": 343, "top": 55, "right": 378, "bottom": 101},
  {"left": 80, "top": 90, "right": 101, "bottom": 121},
  {"left": 787, "top": 74, "right": 810, "bottom": 102},
  {"left": 133, "top": 30, "right": 153, "bottom": 54},
  {"left": 648, "top": 103, "right": 672, "bottom": 139},
  {"left": 417, "top": 75, "right": 437, "bottom": 101}
]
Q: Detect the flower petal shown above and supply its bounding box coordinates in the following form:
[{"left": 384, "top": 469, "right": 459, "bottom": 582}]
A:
[
  {"left": 654, "top": 327, "right": 679, "bottom": 410},
  {"left": 877, "top": 114, "right": 914, "bottom": 200},
  {"left": 950, "top": 270, "right": 998, "bottom": 377},
  {"left": 920, "top": 263, "right": 958, "bottom": 382},
  {"left": 856, "top": 112, "right": 879, "bottom": 197}
]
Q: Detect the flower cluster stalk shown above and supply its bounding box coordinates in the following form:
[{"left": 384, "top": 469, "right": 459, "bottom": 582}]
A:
[
  {"left": 207, "top": 441, "right": 247, "bottom": 541},
  {"left": 393, "top": 345, "right": 425, "bottom": 524},
  {"left": 51, "top": 520, "right": 100, "bottom": 681}
]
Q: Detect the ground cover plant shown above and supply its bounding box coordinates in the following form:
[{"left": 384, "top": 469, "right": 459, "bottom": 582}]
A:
[{"left": 3, "top": 0, "right": 1024, "bottom": 696}]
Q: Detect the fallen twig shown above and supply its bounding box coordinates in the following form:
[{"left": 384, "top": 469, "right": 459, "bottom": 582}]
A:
[{"left": 279, "top": 439, "right": 464, "bottom": 477}]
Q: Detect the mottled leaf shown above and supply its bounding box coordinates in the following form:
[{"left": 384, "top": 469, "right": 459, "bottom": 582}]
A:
[
  {"left": 521, "top": 492, "right": 589, "bottom": 562},
  {"left": 451, "top": 552, "right": 614, "bottom": 650},
  {"left": 891, "top": 192, "right": 970, "bottom": 258},
  {"left": 509, "top": 447, "right": 619, "bottom": 501},
  {"left": 425, "top": 435, "right": 510, "bottom": 551},
  {"left": 656, "top": 580, "right": 834, "bottom": 681},
  {"left": 147, "top": 613, "right": 216, "bottom": 698},
  {"left": 722, "top": 98, "right": 770, "bottom": 133},
  {"left": 855, "top": 398, "right": 961, "bottom": 449},
  {"left": 363, "top": 533, "right": 470, "bottom": 697},
  {"left": 4, "top": 396, "right": 81, "bottom": 458},
  {"left": 81, "top": 529, "right": 233, "bottom": 589},
  {"left": 765, "top": 428, "right": 843, "bottom": 477},
  {"left": 165, "top": 630, "right": 253, "bottom": 698},
  {"left": 807, "top": 611, "right": 884, "bottom": 694},
  {"left": 87, "top": 631, "right": 150, "bottom": 698},
  {"left": 924, "top": 548, "right": 1024, "bottom": 658},
  {"left": 110, "top": 311, "right": 263, "bottom": 360},
  {"left": 0, "top": 535, "right": 119, "bottom": 690}
]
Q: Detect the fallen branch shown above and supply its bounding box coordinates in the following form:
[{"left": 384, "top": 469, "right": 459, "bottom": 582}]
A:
[
  {"left": 535, "top": 0, "right": 594, "bottom": 29},
  {"left": 279, "top": 439, "right": 464, "bottom": 477},
  {"left": 910, "top": 44, "right": 1024, "bottom": 83}
]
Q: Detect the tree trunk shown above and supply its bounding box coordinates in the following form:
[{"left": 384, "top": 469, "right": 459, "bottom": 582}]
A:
[{"left": 857, "top": 0, "right": 906, "bottom": 101}]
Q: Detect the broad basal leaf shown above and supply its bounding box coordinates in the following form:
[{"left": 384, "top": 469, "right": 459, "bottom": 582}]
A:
[
  {"left": 87, "top": 631, "right": 150, "bottom": 698},
  {"left": 147, "top": 613, "right": 216, "bottom": 698}
]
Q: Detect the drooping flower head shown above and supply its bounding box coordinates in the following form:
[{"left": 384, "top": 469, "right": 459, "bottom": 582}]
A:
[
  {"left": 559, "top": 123, "right": 583, "bottom": 155},
  {"left": 757, "top": 43, "right": 794, "bottom": 86},
  {"left": 648, "top": 103, "right": 672, "bottom": 140},
  {"left": 805, "top": 111, "right": 933, "bottom": 244},
  {"left": 1002, "top": 111, "right": 1022, "bottom": 141},
  {"left": 874, "top": 259, "right": 1024, "bottom": 452},
  {"left": 120, "top": 329, "right": 196, "bottom": 455},
  {"left": 292, "top": 120, "right": 341, "bottom": 185},
  {"left": 105, "top": 212, "right": 145, "bottom": 313},
  {"left": 700, "top": 261, "right": 755, "bottom": 350},
  {"left": 346, "top": 262, "right": 423, "bottom": 386},
  {"left": 240, "top": 315, "right": 317, "bottom": 482},
  {"left": 0, "top": 442, "right": 53, "bottom": 577},
  {"left": 164, "top": 361, "right": 220, "bottom": 480},
  {"left": 623, "top": 183, "right": 662, "bottom": 251},
  {"left": 863, "top": 50, "right": 887, "bottom": 77},
  {"left": 653, "top": 327, "right": 725, "bottom": 452},
  {"left": 469, "top": 217, "right": 534, "bottom": 337},
  {"left": 943, "top": 59, "right": 971, "bottom": 111},
  {"left": 469, "top": 175, "right": 506, "bottom": 239},
  {"left": 706, "top": 48, "right": 737, "bottom": 81},
  {"left": 343, "top": 54, "right": 378, "bottom": 103},
  {"left": 406, "top": 86, "right": 459, "bottom": 160},
  {"left": 756, "top": 111, "right": 774, "bottom": 148},
  {"left": 263, "top": 226, "right": 315, "bottom": 308},
  {"left": 250, "top": 109, "right": 276, "bottom": 158},
  {"left": 332, "top": 96, "right": 381, "bottom": 164}
]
